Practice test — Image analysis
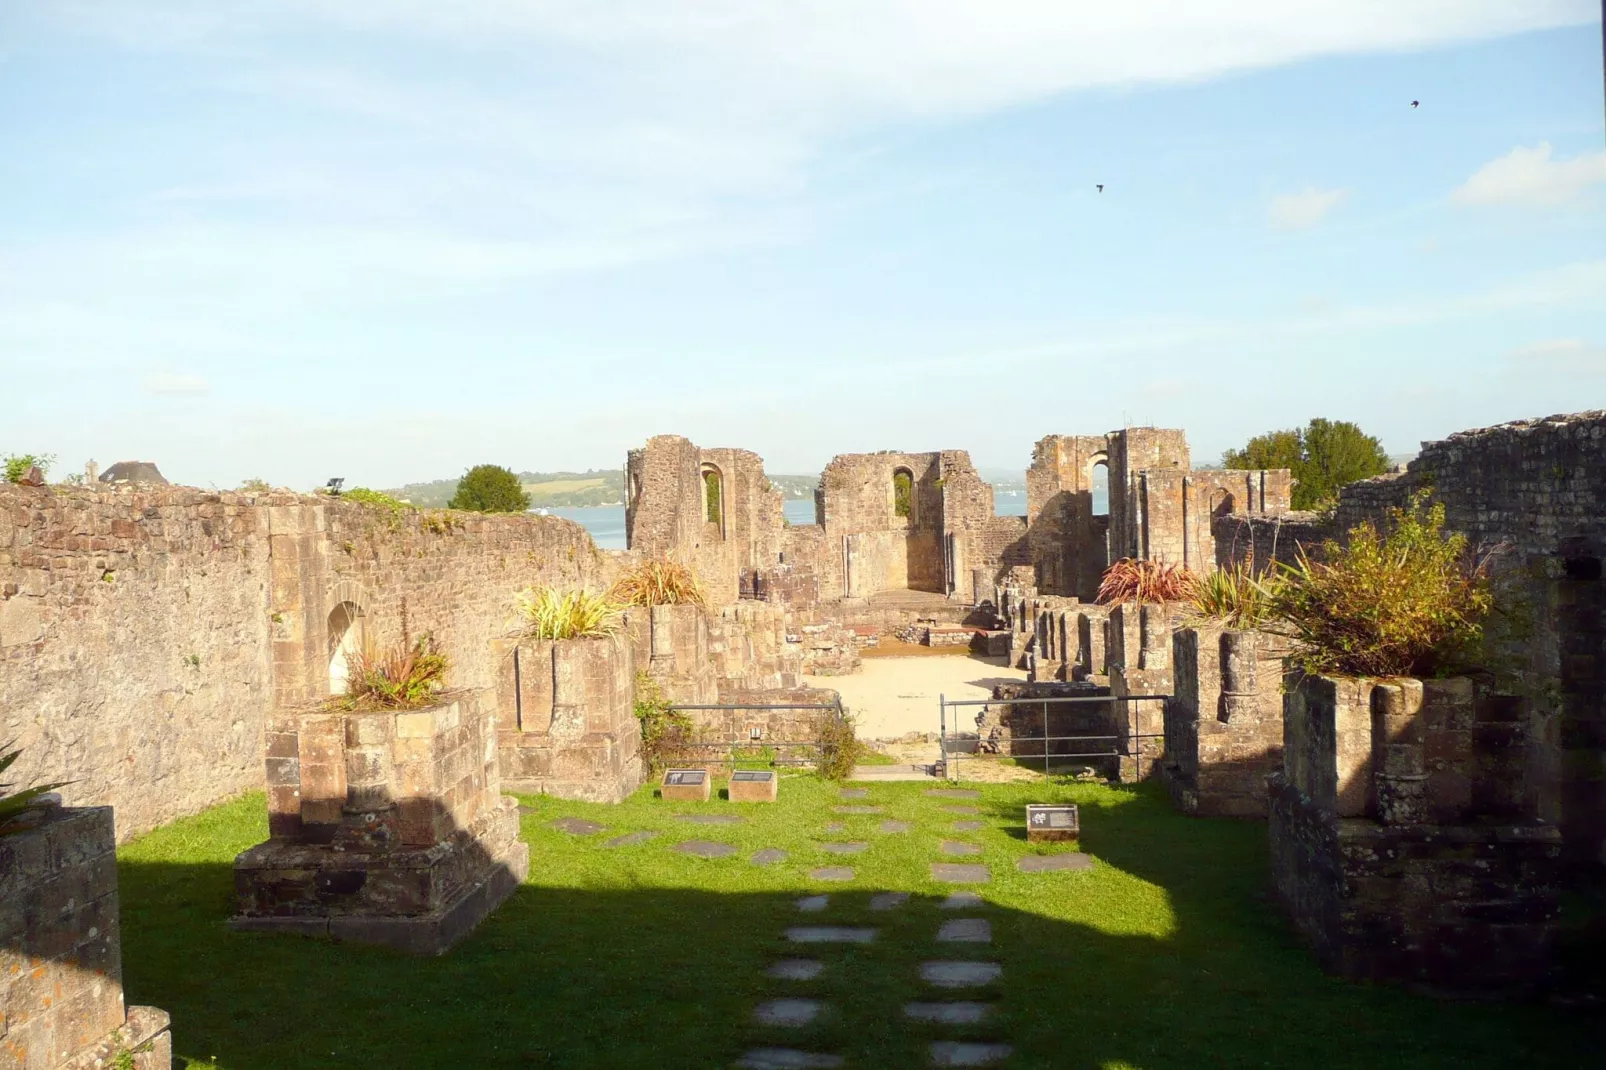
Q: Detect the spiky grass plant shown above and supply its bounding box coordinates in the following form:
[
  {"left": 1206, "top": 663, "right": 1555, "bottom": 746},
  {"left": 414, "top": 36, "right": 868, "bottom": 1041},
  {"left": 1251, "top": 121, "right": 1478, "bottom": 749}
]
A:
[
  {"left": 1097, "top": 558, "right": 1201, "bottom": 606},
  {"left": 339, "top": 634, "right": 450, "bottom": 710},
  {"left": 1270, "top": 492, "right": 1497, "bottom": 678},
  {"left": 516, "top": 586, "right": 624, "bottom": 640},
  {"left": 1190, "top": 560, "right": 1282, "bottom": 629},
  {"left": 609, "top": 558, "right": 706, "bottom": 607},
  {"left": 0, "top": 743, "right": 67, "bottom": 837}
]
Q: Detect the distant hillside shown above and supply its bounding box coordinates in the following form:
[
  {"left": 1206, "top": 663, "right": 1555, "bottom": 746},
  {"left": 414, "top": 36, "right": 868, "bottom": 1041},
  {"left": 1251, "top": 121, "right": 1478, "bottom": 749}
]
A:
[{"left": 386, "top": 468, "right": 823, "bottom": 508}]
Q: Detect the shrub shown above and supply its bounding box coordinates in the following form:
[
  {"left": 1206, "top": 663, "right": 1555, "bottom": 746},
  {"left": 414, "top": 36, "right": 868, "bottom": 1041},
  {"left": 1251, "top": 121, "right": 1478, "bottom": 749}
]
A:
[
  {"left": 516, "top": 587, "right": 623, "bottom": 640},
  {"left": 1270, "top": 492, "right": 1496, "bottom": 678},
  {"left": 0, "top": 743, "right": 67, "bottom": 837},
  {"left": 4, "top": 453, "right": 54, "bottom": 483},
  {"left": 337, "top": 634, "right": 449, "bottom": 710},
  {"left": 609, "top": 558, "right": 706, "bottom": 607},
  {"left": 238, "top": 478, "right": 273, "bottom": 493},
  {"left": 815, "top": 706, "right": 864, "bottom": 782},
  {"left": 632, "top": 673, "right": 693, "bottom": 775},
  {"left": 343, "top": 487, "right": 411, "bottom": 513},
  {"left": 1190, "top": 559, "right": 1282, "bottom": 629},
  {"left": 1097, "top": 559, "right": 1200, "bottom": 606},
  {"left": 449, "top": 464, "right": 531, "bottom": 513}
]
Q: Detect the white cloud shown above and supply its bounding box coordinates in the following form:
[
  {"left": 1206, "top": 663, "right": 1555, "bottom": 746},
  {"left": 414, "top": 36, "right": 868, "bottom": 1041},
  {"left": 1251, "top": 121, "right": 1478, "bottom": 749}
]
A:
[
  {"left": 1452, "top": 143, "right": 1606, "bottom": 207},
  {"left": 1506, "top": 337, "right": 1606, "bottom": 375},
  {"left": 1268, "top": 187, "right": 1349, "bottom": 230},
  {"left": 144, "top": 372, "right": 211, "bottom": 396}
]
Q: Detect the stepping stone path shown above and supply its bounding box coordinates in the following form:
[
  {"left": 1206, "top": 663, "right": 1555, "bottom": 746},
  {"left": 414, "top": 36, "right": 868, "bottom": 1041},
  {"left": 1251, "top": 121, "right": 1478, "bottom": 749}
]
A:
[
  {"left": 1017, "top": 853, "right": 1093, "bottom": 873},
  {"left": 925, "top": 789, "right": 981, "bottom": 800},
  {"left": 736, "top": 1050, "right": 843, "bottom": 1069},
  {"left": 931, "top": 863, "right": 991, "bottom": 883},
  {"left": 752, "top": 848, "right": 788, "bottom": 866},
  {"left": 823, "top": 822, "right": 847, "bottom": 833},
  {"left": 549, "top": 817, "right": 605, "bottom": 835},
  {"left": 904, "top": 1002, "right": 993, "bottom": 1025},
  {"left": 940, "top": 841, "right": 982, "bottom": 856},
  {"left": 878, "top": 820, "right": 911, "bottom": 834},
  {"left": 678, "top": 813, "right": 743, "bottom": 824},
  {"left": 952, "top": 820, "right": 986, "bottom": 832},
  {"left": 767, "top": 959, "right": 825, "bottom": 981},
  {"left": 785, "top": 927, "right": 876, "bottom": 944},
  {"left": 833, "top": 806, "right": 882, "bottom": 814},
  {"left": 673, "top": 839, "right": 737, "bottom": 858},
  {"left": 936, "top": 918, "right": 991, "bottom": 943},
  {"left": 754, "top": 999, "right": 824, "bottom": 1027},
  {"left": 809, "top": 867, "right": 856, "bottom": 882},
  {"left": 920, "top": 961, "right": 1003, "bottom": 988},
  {"left": 796, "top": 895, "right": 830, "bottom": 912},
  {"left": 931, "top": 1041, "right": 1013, "bottom": 1066},
  {"left": 942, "top": 806, "right": 980, "bottom": 815},
  {"left": 869, "top": 892, "right": 909, "bottom": 911},
  {"left": 819, "top": 841, "right": 867, "bottom": 855},
  {"left": 839, "top": 789, "right": 870, "bottom": 799},
  {"left": 940, "top": 892, "right": 984, "bottom": 910},
  {"left": 517, "top": 804, "right": 539, "bottom": 815},
  {"left": 603, "top": 830, "right": 658, "bottom": 848}
]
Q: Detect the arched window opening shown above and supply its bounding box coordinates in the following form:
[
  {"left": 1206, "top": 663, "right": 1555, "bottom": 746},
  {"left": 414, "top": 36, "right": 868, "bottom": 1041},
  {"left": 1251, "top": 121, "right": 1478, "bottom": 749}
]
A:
[
  {"left": 892, "top": 468, "right": 914, "bottom": 520},
  {"left": 1091, "top": 459, "right": 1110, "bottom": 518},
  {"left": 701, "top": 465, "right": 724, "bottom": 533},
  {"left": 327, "top": 601, "right": 366, "bottom": 697},
  {"left": 1210, "top": 488, "right": 1234, "bottom": 519}
]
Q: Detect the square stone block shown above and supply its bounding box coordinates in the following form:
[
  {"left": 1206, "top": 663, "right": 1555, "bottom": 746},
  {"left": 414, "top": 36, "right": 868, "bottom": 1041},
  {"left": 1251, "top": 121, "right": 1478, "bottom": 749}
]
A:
[
  {"left": 730, "top": 769, "right": 778, "bottom": 803},
  {"left": 661, "top": 768, "right": 711, "bottom": 802}
]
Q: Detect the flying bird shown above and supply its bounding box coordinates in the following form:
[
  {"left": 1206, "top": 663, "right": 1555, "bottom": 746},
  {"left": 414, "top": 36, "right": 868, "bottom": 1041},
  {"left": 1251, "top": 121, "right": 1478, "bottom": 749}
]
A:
[
  {"left": 1410, "top": 100, "right": 1419, "bottom": 108},
  {"left": 1096, "top": 184, "right": 1104, "bottom": 192}
]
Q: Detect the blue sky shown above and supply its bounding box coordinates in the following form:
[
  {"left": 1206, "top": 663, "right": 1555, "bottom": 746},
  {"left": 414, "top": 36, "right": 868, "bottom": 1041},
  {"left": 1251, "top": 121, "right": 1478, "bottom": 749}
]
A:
[{"left": 3, "top": 2, "right": 1603, "bottom": 489}]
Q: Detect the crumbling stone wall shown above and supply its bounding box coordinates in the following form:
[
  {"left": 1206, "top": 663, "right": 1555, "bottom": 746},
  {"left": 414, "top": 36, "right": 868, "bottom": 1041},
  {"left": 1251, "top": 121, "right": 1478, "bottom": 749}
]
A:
[
  {"left": 1212, "top": 511, "right": 1327, "bottom": 571},
  {"left": 0, "top": 484, "right": 608, "bottom": 841}
]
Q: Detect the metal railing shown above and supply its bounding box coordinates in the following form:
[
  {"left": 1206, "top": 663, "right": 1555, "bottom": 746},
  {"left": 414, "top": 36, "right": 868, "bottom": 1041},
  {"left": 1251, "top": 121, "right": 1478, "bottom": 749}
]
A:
[
  {"left": 938, "top": 693, "right": 1169, "bottom": 782},
  {"left": 665, "top": 697, "right": 847, "bottom": 768}
]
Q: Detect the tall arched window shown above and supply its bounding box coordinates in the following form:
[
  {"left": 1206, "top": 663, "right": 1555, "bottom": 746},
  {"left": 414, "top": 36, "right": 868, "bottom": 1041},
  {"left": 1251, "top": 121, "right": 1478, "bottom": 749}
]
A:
[
  {"left": 327, "top": 601, "right": 366, "bottom": 696},
  {"left": 892, "top": 467, "right": 914, "bottom": 520},
  {"left": 701, "top": 464, "right": 724, "bottom": 536}
]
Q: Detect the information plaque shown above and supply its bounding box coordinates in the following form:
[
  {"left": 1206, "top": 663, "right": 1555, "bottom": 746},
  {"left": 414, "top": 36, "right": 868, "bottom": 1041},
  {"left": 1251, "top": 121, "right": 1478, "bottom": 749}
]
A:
[
  {"left": 729, "top": 769, "right": 778, "bottom": 803},
  {"left": 1025, "top": 803, "right": 1080, "bottom": 843},
  {"left": 661, "top": 768, "right": 711, "bottom": 802}
]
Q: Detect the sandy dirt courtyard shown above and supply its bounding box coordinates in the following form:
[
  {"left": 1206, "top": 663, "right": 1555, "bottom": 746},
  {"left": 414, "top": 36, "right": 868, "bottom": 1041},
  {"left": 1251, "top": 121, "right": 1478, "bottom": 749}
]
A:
[{"left": 803, "top": 653, "right": 1026, "bottom": 741}]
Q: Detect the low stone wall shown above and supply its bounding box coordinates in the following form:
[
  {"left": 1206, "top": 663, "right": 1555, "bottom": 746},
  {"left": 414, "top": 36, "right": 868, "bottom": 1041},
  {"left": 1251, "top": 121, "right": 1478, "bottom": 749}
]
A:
[
  {"left": 493, "top": 636, "right": 642, "bottom": 803},
  {"left": 1268, "top": 673, "right": 1561, "bottom": 991},
  {"left": 682, "top": 686, "right": 843, "bottom": 768},
  {"left": 1109, "top": 603, "right": 1176, "bottom": 780},
  {"left": 977, "top": 682, "right": 1116, "bottom": 778},
  {"left": 1163, "top": 626, "right": 1291, "bottom": 817},
  {"left": 1, "top": 805, "right": 171, "bottom": 1069}
]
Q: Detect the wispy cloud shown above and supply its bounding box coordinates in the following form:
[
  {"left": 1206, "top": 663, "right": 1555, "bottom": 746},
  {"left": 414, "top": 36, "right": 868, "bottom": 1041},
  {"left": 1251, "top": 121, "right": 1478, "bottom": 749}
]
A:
[
  {"left": 1452, "top": 142, "right": 1606, "bottom": 207},
  {"left": 1506, "top": 337, "right": 1606, "bottom": 374},
  {"left": 1268, "top": 187, "right": 1349, "bottom": 230},
  {"left": 143, "top": 372, "right": 211, "bottom": 396}
]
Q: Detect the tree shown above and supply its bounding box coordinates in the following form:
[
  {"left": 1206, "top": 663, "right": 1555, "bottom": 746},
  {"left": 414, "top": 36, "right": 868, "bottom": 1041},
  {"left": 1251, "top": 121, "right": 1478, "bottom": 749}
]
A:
[
  {"left": 448, "top": 464, "right": 530, "bottom": 513},
  {"left": 1223, "top": 419, "right": 1390, "bottom": 510}
]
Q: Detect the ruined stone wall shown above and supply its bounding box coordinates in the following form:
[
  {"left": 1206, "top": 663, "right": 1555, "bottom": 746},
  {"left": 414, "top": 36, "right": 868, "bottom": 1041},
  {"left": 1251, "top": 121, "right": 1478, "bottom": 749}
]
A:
[
  {"left": 1212, "top": 511, "right": 1328, "bottom": 571},
  {"left": 1026, "top": 435, "right": 1112, "bottom": 600},
  {"left": 817, "top": 451, "right": 946, "bottom": 596},
  {"left": 1325, "top": 411, "right": 1606, "bottom": 868},
  {"left": 0, "top": 484, "right": 606, "bottom": 841}
]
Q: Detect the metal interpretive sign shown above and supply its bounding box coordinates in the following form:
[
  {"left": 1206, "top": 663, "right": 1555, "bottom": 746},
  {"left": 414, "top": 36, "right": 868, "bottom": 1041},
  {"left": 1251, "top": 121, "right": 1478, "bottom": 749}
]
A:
[
  {"left": 661, "top": 768, "right": 712, "bottom": 802},
  {"left": 1025, "top": 803, "right": 1080, "bottom": 843},
  {"left": 729, "top": 769, "right": 778, "bottom": 803}
]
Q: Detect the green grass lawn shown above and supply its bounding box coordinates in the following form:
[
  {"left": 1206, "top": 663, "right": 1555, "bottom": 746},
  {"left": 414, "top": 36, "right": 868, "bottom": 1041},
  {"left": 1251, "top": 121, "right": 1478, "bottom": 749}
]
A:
[{"left": 117, "top": 778, "right": 1602, "bottom": 1069}]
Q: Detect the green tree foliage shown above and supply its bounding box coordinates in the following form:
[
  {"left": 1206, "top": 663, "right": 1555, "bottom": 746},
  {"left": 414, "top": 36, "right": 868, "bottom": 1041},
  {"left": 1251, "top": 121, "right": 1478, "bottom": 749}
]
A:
[
  {"left": 1223, "top": 419, "right": 1390, "bottom": 510},
  {"left": 892, "top": 469, "right": 913, "bottom": 518},
  {"left": 3, "top": 453, "right": 54, "bottom": 483},
  {"left": 703, "top": 470, "right": 722, "bottom": 524},
  {"left": 448, "top": 464, "right": 531, "bottom": 513}
]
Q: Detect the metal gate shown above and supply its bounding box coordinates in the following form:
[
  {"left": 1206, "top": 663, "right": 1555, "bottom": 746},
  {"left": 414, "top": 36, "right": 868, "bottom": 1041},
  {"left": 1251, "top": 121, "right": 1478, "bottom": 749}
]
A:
[{"left": 937, "top": 692, "right": 1168, "bottom": 782}]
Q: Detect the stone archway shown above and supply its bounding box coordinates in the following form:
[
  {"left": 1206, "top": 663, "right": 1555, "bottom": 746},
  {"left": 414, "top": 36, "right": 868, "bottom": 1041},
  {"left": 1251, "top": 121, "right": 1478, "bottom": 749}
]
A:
[{"left": 325, "top": 579, "right": 373, "bottom": 697}]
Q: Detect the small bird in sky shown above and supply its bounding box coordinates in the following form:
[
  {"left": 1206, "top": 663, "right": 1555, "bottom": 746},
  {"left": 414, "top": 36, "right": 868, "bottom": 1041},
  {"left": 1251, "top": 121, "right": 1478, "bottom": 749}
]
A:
[
  {"left": 1096, "top": 184, "right": 1104, "bottom": 192},
  {"left": 1410, "top": 100, "right": 1419, "bottom": 108}
]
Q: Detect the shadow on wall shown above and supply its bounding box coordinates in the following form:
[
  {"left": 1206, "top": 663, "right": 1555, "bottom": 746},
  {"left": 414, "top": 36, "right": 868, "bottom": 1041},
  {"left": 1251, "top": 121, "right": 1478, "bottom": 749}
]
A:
[{"left": 105, "top": 789, "right": 1606, "bottom": 1070}]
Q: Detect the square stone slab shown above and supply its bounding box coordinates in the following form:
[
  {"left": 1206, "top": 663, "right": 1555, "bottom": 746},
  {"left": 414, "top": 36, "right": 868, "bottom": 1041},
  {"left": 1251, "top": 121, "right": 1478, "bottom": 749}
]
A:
[
  {"left": 925, "top": 789, "right": 981, "bottom": 800},
  {"left": 840, "top": 788, "right": 870, "bottom": 799},
  {"left": 809, "top": 867, "right": 856, "bottom": 882},
  {"left": 603, "top": 830, "right": 658, "bottom": 848},
  {"left": 751, "top": 848, "right": 788, "bottom": 866},
  {"left": 673, "top": 839, "right": 738, "bottom": 858},
  {"left": 931, "top": 1041, "right": 1013, "bottom": 1066},
  {"left": 904, "top": 1002, "right": 994, "bottom": 1025},
  {"left": 940, "top": 892, "right": 985, "bottom": 910},
  {"left": 1017, "top": 853, "right": 1094, "bottom": 873},
  {"left": 786, "top": 926, "right": 876, "bottom": 944},
  {"left": 820, "top": 841, "right": 867, "bottom": 854},
  {"left": 878, "top": 820, "right": 911, "bottom": 834},
  {"left": 754, "top": 998, "right": 824, "bottom": 1027},
  {"left": 678, "top": 813, "right": 743, "bottom": 824},
  {"left": 549, "top": 817, "right": 605, "bottom": 836},
  {"left": 833, "top": 806, "right": 882, "bottom": 815},
  {"left": 936, "top": 918, "right": 992, "bottom": 943},
  {"left": 942, "top": 806, "right": 980, "bottom": 815},
  {"left": 736, "top": 1050, "right": 844, "bottom": 1069},
  {"left": 796, "top": 895, "right": 831, "bottom": 912},
  {"left": 869, "top": 892, "right": 910, "bottom": 911},
  {"left": 931, "top": 863, "right": 990, "bottom": 883},
  {"left": 767, "top": 959, "right": 825, "bottom": 981},
  {"left": 940, "top": 841, "right": 982, "bottom": 856},
  {"left": 952, "top": 820, "right": 986, "bottom": 832},
  {"left": 920, "top": 961, "right": 1003, "bottom": 987}
]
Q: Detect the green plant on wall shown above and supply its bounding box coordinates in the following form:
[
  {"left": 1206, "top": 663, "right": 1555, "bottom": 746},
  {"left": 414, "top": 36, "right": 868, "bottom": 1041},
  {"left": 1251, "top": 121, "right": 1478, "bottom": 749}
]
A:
[
  {"left": 3, "top": 453, "right": 55, "bottom": 483},
  {"left": 632, "top": 673, "right": 692, "bottom": 775},
  {"left": 515, "top": 587, "right": 623, "bottom": 640},
  {"left": 0, "top": 743, "right": 67, "bottom": 838}
]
